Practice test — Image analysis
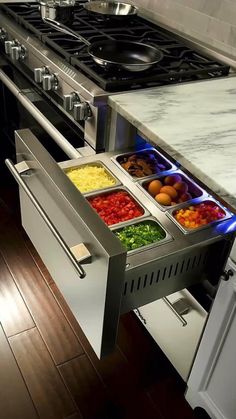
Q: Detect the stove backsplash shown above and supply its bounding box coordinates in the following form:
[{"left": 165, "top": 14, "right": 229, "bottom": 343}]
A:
[{"left": 131, "top": 0, "right": 236, "bottom": 61}]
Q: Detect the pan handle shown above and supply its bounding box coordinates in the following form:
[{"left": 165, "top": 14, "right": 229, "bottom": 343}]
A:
[{"left": 43, "top": 18, "right": 91, "bottom": 47}]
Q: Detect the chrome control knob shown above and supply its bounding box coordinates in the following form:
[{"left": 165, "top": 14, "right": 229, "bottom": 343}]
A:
[
  {"left": 0, "top": 28, "right": 7, "bottom": 42},
  {"left": 74, "top": 101, "right": 92, "bottom": 121},
  {"left": 42, "top": 73, "right": 59, "bottom": 91},
  {"left": 10, "top": 44, "right": 27, "bottom": 61},
  {"left": 63, "top": 92, "right": 79, "bottom": 112},
  {"left": 34, "top": 67, "right": 48, "bottom": 83},
  {"left": 4, "top": 40, "right": 14, "bottom": 54}
]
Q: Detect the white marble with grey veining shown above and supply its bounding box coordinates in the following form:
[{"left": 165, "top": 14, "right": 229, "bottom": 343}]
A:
[{"left": 108, "top": 77, "right": 236, "bottom": 210}]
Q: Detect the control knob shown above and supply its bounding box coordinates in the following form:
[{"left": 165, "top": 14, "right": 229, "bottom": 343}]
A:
[
  {"left": 10, "top": 44, "right": 27, "bottom": 61},
  {"left": 63, "top": 92, "right": 92, "bottom": 121},
  {"left": 4, "top": 40, "right": 14, "bottom": 54},
  {"left": 4, "top": 39, "right": 27, "bottom": 60},
  {"left": 34, "top": 66, "right": 48, "bottom": 83},
  {"left": 74, "top": 101, "right": 92, "bottom": 121},
  {"left": 42, "top": 73, "right": 59, "bottom": 91},
  {"left": 0, "top": 28, "right": 7, "bottom": 42}
]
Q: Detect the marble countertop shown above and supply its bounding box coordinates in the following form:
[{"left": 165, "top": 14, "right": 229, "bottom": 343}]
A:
[{"left": 108, "top": 76, "right": 236, "bottom": 210}]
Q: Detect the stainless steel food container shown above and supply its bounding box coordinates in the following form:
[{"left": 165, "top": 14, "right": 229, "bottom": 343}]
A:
[
  {"left": 64, "top": 160, "right": 121, "bottom": 194},
  {"left": 111, "top": 216, "right": 173, "bottom": 255},
  {"left": 167, "top": 198, "right": 232, "bottom": 234},
  {"left": 86, "top": 185, "right": 149, "bottom": 228},
  {"left": 138, "top": 170, "right": 207, "bottom": 212},
  {"left": 111, "top": 148, "right": 177, "bottom": 181}
]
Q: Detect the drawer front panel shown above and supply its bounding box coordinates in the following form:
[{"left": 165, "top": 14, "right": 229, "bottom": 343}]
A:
[{"left": 13, "top": 129, "right": 126, "bottom": 358}]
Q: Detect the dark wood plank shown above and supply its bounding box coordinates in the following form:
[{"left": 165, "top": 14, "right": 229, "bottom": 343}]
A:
[
  {"left": 50, "top": 283, "right": 140, "bottom": 401},
  {"left": 0, "top": 253, "right": 35, "bottom": 337},
  {"left": 58, "top": 354, "right": 118, "bottom": 419},
  {"left": 147, "top": 378, "right": 194, "bottom": 419},
  {"left": 0, "top": 215, "right": 84, "bottom": 364},
  {"left": 0, "top": 325, "right": 38, "bottom": 419},
  {"left": 9, "top": 328, "right": 80, "bottom": 419}
]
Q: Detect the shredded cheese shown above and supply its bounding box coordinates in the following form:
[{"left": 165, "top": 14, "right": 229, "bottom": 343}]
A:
[{"left": 66, "top": 165, "right": 116, "bottom": 193}]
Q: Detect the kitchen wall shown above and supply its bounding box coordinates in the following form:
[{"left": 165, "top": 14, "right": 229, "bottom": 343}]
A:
[{"left": 131, "top": 0, "right": 236, "bottom": 60}]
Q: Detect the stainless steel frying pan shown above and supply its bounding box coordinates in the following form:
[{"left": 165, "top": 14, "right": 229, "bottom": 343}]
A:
[
  {"left": 43, "top": 18, "right": 163, "bottom": 72},
  {"left": 83, "top": 1, "right": 138, "bottom": 18}
]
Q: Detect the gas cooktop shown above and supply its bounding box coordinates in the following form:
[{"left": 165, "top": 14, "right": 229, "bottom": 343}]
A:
[{"left": 0, "top": 1, "right": 230, "bottom": 92}]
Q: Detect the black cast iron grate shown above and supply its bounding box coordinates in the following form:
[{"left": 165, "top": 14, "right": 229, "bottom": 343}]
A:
[{"left": 0, "top": 2, "right": 230, "bottom": 91}]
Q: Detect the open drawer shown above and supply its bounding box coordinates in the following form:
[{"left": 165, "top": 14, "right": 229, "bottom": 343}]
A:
[{"left": 7, "top": 129, "right": 236, "bottom": 358}]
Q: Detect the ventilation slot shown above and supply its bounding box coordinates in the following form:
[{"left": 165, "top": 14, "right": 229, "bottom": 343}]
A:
[
  {"left": 186, "top": 258, "right": 191, "bottom": 272},
  {"left": 156, "top": 270, "right": 160, "bottom": 283},
  {"left": 180, "top": 260, "right": 185, "bottom": 273},
  {"left": 162, "top": 267, "right": 167, "bottom": 281},
  {"left": 174, "top": 262, "right": 179, "bottom": 276},
  {"left": 168, "top": 265, "right": 173, "bottom": 278},
  {"left": 130, "top": 280, "right": 134, "bottom": 293},
  {"left": 137, "top": 277, "right": 141, "bottom": 291},
  {"left": 124, "top": 282, "right": 127, "bottom": 296},
  {"left": 150, "top": 272, "right": 154, "bottom": 286},
  {"left": 143, "top": 274, "right": 148, "bottom": 289}
]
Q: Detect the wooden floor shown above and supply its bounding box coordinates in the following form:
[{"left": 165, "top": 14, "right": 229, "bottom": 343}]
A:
[{"left": 0, "top": 177, "right": 197, "bottom": 419}]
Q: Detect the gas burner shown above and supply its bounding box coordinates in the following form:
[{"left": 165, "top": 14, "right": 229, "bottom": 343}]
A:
[{"left": 0, "top": 1, "right": 229, "bottom": 92}]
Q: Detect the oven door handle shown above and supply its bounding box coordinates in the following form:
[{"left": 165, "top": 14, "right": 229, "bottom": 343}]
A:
[
  {"left": 5, "top": 158, "right": 87, "bottom": 279},
  {"left": 0, "top": 69, "right": 82, "bottom": 160}
]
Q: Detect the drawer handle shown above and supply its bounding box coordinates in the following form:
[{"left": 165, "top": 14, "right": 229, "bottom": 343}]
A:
[
  {"left": 5, "top": 159, "right": 86, "bottom": 279},
  {"left": 162, "top": 297, "right": 188, "bottom": 327}
]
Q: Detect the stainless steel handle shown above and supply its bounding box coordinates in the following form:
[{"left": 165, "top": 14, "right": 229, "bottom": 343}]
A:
[
  {"left": 162, "top": 297, "right": 187, "bottom": 327},
  {"left": 5, "top": 159, "right": 86, "bottom": 279},
  {"left": 0, "top": 69, "right": 81, "bottom": 159},
  {"left": 43, "top": 18, "right": 91, "bottom": 46}
]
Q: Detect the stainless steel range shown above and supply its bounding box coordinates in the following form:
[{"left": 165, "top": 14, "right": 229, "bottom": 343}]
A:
[{"left": 0, "top": 1, "right": 230, "bottom": 154}]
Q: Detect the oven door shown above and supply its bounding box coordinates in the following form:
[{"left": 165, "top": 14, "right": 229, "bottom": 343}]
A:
[{"left": 6, "top": 128, "right": 127, "bottom": 359}]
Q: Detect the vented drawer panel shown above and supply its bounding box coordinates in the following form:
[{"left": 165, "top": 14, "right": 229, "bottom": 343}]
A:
[{"left": 122, "top": 246, "right": 214, "bottom": 313}]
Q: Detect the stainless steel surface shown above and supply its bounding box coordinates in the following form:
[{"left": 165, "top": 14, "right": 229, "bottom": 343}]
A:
[
  {"left": 84, "top": 1, "right": 138, "bottom": 17},
  {"left": 85, "top": 185, "right": 150, "bottom": 228},
  {"left": 167, "top": 198, "right": 232, "bottom": 235},
  {"left": 42, "top": 73, "right": 59, "bottom": 91},
  {"left": 138, "top": 169, "right": 207, "bottom": 212},
  {"left": 0, "top": 14, "right": 108, "bottom": 103},
  {"left": 43, "top": 17, "right": 163, "bottom": 72},
  {"left": 64, "top": 160, "right": 121, "bottom": 193},
  {"left": 5, "top": 158, "right": 86, "bottom": 279},
  {"left": 14, "top": 128, "right": 127, "bottom": 358},
  {"left": 0, "top": 68, "right": 82, "bottom": 159},
  {"left": 163, "top": 296, "right": 187, "bottom": 327},
  {"left": 40, "top": 0, "right": 75, "bottom": 24},
  {"left": 111, "top": 147, "right": 177, "bottom": 181},
  {"left": 111, "top": 216, "right": 172, "bottom": 254}
]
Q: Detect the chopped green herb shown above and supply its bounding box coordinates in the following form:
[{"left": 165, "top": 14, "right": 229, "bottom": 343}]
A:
[{"left": 115, "top": 222, "right": 165, "bottom": 251}]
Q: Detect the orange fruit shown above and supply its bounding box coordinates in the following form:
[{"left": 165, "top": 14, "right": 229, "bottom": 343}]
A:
[
  {"left": 164, "top": 174, "right": 182, "bottom": 185},
  {"left": 160, "top": 185, "right": 178, "bottom": 199},
  {"left": 147, "top": 179, "right": 162, "bottom": 196},
  {"left": 155, "top": 193, "right": 172, "bottom": 206},
  {"left": 173, "top": 181, "right": 188, "bottom": 193}
]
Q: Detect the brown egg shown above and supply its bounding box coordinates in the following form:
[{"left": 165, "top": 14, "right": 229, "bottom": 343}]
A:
[
  {"left": 160, "top": 185, "right": 178, "bottom": 199},
  {"left": 155, "top": 193, "right": 172, "bottom": 206},
  {"left": 164, "top": 174, "right": 182, "bottom": 185},
  {"left": 178, "top": 192, "right": 192, "bottom": 202},
  {"left": 147, "top": 179, "right": 162, "bottom": 196},
  {"left": 173, "top": 181, "right": 188, "bottom": 193}
]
